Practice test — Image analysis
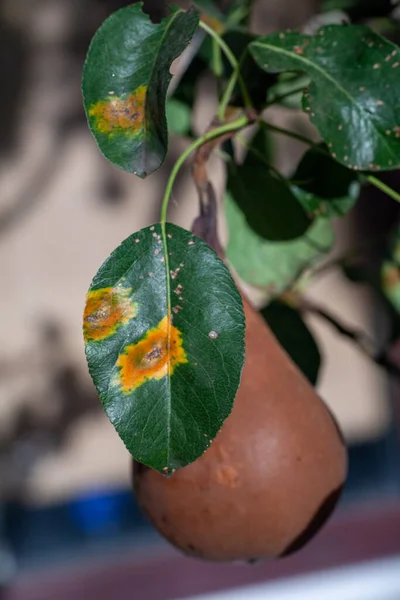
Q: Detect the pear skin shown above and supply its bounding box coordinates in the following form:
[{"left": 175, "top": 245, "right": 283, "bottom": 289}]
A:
[{"left": 133, "top": 293, "right": 347, "bottom": 562}]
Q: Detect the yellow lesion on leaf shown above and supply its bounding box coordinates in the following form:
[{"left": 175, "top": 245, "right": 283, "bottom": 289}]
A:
[
  {"left": 117, "top": 316, "right": 188, "bottom": 393},
  {"left": 382, "top": 262, "right": 400, "bottom": 289},
  {"left": 89, "top": 85, "right": 147, "bottom": 136},
  {"left": 84, "top": 285, "right": 136, "bottom": 342}
]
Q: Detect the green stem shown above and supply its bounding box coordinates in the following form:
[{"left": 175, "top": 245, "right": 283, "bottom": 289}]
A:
[
  {"left": 199, "top": 20, "right": 237, "bottom": 69},
  {"left": 365, "top": 175, "right": 400, "bottom": 204},
  {"left": 264, "top": 84, "right": 308, "bottom": 108},
  {"left": 199, "top": 20, "right": 252, "bottom": 120},
  {"left": 259, "top": 123, "right": 400, "bottom": 205},
  {"left": 260, "top": 123, "right": 400, "bottom": 205},
  {"left": 211, "top": 38, "right": 223, "bottom": 77},
  {"left": 160, "top": 114, "right": 249, "bottom": 224},
  {"left": 218, "top": 70, "right": 240, "bottom": 120},
  {"left": 236, "top": 134, "right": 285, "bottom": 181},
  {"left": 260, "top": 121, "right": 320, "bottom": 148}
]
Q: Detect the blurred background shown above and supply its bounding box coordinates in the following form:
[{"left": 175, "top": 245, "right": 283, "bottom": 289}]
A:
[{"left": 1, "top": 0, "right": 400, "bottom": 598}]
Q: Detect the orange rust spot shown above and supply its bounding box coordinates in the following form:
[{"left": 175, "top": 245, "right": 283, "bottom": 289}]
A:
[
  {"left": 200, "top": 13, "right": 224, "bottom": 34},
  {"left": 89, "top": 85, "right": 147, "bottom": 136},
  {"left": 382, "top": 262, "right": 400, "bottom": 289},
  {"left": 117, "top": 316, "right": 188, "bottom": 393},
  {"left": 84, "top": 286, "right": 136, "bottom": 342}
]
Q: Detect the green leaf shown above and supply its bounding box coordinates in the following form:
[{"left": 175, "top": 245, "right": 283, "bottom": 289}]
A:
[
  {"left": 292, "top": 145, "right": 360, "bottom": 217},
  {"left": 166, "top": 98, "right": 192, "bottom": 136},
  {"left": 244, "top": 126, "right": 274, "bottom": 167},
  {"left": 83, "top": 223, "right": 245, "bottom": 474},
  {"left": 82, "top": 4, "right": 199, "bottom": 178},
  {"left": 261, "top": 301, "right": 321, "bottom": 385},
  {"left": 222, "top": 30, "right": 278, "bottom": 109},
  {"left": 267, "top": 72, "right": 310, "bottom": 109},
  {"left": 322, "top": 0, "right": 395, "bottom": 20},
  {"left": 250, "top": 25, "right": 400, "bottom": 171},
  {"left": 226, "top": 190, "right": 334, "bottom": 292},
  {"left": 227, "top": 152, "right": 312, "bottom": 241}
]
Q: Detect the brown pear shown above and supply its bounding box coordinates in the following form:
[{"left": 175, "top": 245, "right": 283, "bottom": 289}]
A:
[{"left": 133, "top": 294, "right": 347, "bottom": 562}]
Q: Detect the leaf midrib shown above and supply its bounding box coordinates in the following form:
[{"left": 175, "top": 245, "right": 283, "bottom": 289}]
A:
[{"left": 161, "top": 221, "right": 172, "bottom": 471}]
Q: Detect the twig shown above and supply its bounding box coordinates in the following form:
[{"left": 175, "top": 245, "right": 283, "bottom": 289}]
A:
[{"left": 300, "top": 299, "right": 400, "bottom": 380}]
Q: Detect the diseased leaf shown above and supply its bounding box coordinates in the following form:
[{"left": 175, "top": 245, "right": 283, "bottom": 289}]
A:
[
  {"left": 226, "top": 190, "right": 334, "bottom": 293},
  {"left": 382, "top": 224, "right": 400, "bottom": 312},
  {"left": 84, "top": 223, "right": 245, "bottom": 474},
  {"left": 345, "top": 260, "right": 400, "bottom": 343},
  {"left": 82, "top": 4, "right": 199, "bottom": 178},
  {"left": 382, "top": 261, "right": 400, "bottom": 311},
  {"left": 292, "top": 145, "right": 360, "bottom": 217},
  {"left": 250, "top": 25, "right": 400, "bottom": 171},
  {"left": 261, "top": 301, "right": 321, "bottom": 385}
]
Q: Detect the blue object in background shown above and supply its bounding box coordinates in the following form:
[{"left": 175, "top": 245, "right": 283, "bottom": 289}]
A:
[{"left": 67, "top": 489, "right": 131, "bottom": 535}]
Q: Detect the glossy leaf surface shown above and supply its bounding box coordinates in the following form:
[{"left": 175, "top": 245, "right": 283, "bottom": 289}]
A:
[
  {"left": 250, "top": 25, "right": 400, "bottom": 171},
  {"left": 84, "top": 223, "right": 245, "bottom": 474},
  {"left": 82, "top": 4, "right": 199, "bottom": 177},
  {"left": 261, "top": 301, "right": 321, "bottom": 385}
]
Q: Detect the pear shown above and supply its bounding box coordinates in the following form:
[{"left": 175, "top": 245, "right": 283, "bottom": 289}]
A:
[{"left": 132, "top": 293, "right": 347, "bottom": 562}]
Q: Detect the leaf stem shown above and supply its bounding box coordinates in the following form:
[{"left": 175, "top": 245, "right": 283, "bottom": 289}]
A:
[
  {"left": 301, "top": 298, "right": 400, "bottom": 380},
  {"left": 365, "top": 175, "right": 400, "bottom": 204},
  {"left": 211, "top": 38, "right": 223, "bottom": 77},
  {"left": 236, "top": 133, "right": 285, "bottom": 181},
  {"left": 199, "top": 20, "right": 252, "bottom": 120},
  {"left": 264, "top": 84, "right": 308, "bottom": 108},
  {"left": 160, "top": 114, "right": 249, "bottom": 224},
  {"left": 260, "top": 120, "right": 320, "bottom": 148},
  {"left": 260, "top": 122, "right": 400, "bottom": 206}
]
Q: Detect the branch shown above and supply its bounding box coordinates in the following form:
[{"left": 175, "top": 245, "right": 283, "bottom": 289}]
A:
[{"left": 300, "top": 299, "right": 400, "bottom": 380}]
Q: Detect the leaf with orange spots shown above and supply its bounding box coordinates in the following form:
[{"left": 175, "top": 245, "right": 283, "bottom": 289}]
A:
[
  {"left": 84, "top": 223, "right": 245, "bottom": 474},
  {"left": 84, "top": 285, "right": 136, "bottom": 342},
  {"left": 382, "top": 225, "right": 400, "bottom": 313},
  {"left": 250, "top": 25, "right": 400, "bottom": 171},
  {"left": 82, "top": 4, "right": 199, "bottom": 177}
]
